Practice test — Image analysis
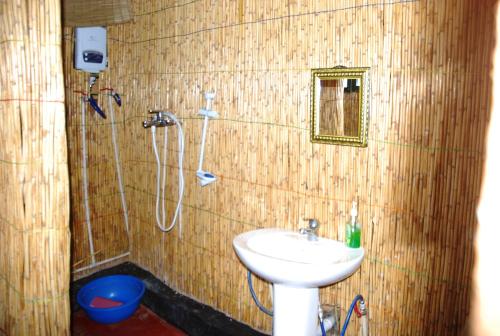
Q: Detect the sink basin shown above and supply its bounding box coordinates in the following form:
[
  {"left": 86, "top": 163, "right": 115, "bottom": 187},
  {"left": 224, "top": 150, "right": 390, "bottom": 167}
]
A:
[
  {"left": 233, "top": 228, "right": 364, "bottom": 287},
  {"left": 233, "top": 228, "right": 364, "bottom": 336}
]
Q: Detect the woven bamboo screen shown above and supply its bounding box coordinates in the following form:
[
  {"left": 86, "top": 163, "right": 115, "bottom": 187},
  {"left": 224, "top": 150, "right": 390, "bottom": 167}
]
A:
[
  {"left": 63, "top": 0, "right": 496, "bottom": 334},
  {"left": 1, "top": 0, "right": 70, "bottom": 334},
  {"left": 63, "top": 0, "right": 133, "bottom": 27}
]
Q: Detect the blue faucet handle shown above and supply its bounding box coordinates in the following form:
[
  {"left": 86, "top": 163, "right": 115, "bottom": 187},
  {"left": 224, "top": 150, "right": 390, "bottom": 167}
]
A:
[
  {"left": 88, "top": 95, "right": 106, "bottom": 119},
  {"left": 112, "top": 92, "right": 122, "bottom": 107}
]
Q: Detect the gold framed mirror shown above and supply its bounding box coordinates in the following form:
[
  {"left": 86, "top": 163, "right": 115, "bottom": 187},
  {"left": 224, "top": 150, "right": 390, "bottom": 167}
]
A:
[{"left": 310, "top": 67, "right": 370, "bottom": 147}]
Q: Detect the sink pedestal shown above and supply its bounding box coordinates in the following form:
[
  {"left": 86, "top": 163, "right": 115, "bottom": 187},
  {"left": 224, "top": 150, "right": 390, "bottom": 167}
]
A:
[
  {"left": 233, "top": 229, "right": 365, "bottom": 335},
  {"left": 273, "top": 284, "right": 318, "bottom": 336}
]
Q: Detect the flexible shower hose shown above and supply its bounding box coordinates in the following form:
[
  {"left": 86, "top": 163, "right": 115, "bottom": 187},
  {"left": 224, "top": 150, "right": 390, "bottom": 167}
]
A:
[
  {"left": 247, "top": 271, "right": 273, "bottom": 316},
  {"left": 151, "top": 112, "right": 185, "bottom": 236},
  {"left": 341, "top": 294, "right": 365, "bottom": 336}
]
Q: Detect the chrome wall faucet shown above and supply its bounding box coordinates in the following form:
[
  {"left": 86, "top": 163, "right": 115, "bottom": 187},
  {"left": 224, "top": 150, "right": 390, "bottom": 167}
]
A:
[{"left": 143, "top": 110, "right": 176, "bottom": 128}]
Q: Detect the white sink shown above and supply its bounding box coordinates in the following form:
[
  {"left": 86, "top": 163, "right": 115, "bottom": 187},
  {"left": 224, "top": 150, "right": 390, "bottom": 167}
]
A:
[
  {"left": 233, "top": 228, "right": 364, "bottom": 335},
  {"left": 233, "top": 228, "right": 364, "bottom": 287}
]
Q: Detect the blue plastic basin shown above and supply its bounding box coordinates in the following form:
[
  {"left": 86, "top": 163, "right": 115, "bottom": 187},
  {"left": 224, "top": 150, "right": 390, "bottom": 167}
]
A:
[{"left": 77, "top": 275, "right": 145, "bottom": 324}]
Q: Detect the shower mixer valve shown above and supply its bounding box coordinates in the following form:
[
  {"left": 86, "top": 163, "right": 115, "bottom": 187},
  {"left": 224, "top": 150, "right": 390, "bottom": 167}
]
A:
[{"left": 143, "top": 110, "right": 176, "bottom": 128}]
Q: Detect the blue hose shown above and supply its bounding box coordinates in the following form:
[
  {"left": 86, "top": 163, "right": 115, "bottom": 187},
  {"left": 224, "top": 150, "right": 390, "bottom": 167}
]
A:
[
  {"left": 319, "top": 318, "right": 326, "bottom": 336},
  {"left": 247, "top": 271, "right": 273, "bottom": 316},
  {"left": 340, "top": 294, "right": 364, "bottom": 336}
]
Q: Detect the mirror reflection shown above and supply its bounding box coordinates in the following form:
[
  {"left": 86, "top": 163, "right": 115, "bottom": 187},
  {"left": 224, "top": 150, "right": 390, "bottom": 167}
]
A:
[
  {"left": 311, "top": 67, "right": 370, "bottom": 147},
  {"left": 318, "top": 78, "right": 360, "bottom": 137}
]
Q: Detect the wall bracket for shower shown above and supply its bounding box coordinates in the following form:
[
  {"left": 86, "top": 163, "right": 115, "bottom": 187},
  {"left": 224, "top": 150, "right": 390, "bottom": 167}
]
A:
[{"left": 197, "top": 92, "right": 218, "bottom": 187}]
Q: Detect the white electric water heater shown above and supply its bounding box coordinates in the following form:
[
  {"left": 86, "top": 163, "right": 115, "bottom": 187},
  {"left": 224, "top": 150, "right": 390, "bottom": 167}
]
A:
[{"left": 74, "top": 26, "right": 107, "bottom": 73}]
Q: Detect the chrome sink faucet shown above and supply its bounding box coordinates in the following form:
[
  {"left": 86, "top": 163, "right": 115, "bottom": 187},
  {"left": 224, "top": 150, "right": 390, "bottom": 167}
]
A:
[{"left": 299, "top": 218, "right": 320, "bottom": 241}]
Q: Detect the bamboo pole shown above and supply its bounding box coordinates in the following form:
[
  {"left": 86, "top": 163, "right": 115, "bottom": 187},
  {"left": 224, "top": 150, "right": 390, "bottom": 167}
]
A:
[{"left": 1, "top": 0, "right": 70, "bottom": 334}]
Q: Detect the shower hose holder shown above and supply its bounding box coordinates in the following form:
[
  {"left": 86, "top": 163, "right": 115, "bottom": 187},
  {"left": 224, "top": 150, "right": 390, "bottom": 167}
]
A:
[{"left": 196, "top": 91, "right": 218, "bottom": 187}]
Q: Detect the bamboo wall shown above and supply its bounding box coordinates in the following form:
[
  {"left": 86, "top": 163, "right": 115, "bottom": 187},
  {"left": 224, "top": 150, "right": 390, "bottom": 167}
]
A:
[
  {"left": 1, "top": 0, "right": 71, "bottom": 335},
  {"left": 64, "top": 0, "right": 496, "bottom": 334},
  {"left": 63, "top": 23, "right": 131, "bottom": 276},
  {"left": 62, "top": 0, "right": 133, "bottom": 27},
  {"left": 63, "top": 72, "right": 131, "bottom": 276}
]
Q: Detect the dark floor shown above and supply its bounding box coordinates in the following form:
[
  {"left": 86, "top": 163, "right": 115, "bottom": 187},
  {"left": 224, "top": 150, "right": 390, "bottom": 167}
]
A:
[
  {"left": 73, "top": 304, "right": 187, "bottom": 336},
  {"left": 71, "top": 262, "right": 268, "bottom": 336}
]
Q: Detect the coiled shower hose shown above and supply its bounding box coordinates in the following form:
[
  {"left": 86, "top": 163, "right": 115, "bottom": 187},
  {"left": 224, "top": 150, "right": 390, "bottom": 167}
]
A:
[{"left": 151, "top": 112, "right": 185, "bottom": 236}]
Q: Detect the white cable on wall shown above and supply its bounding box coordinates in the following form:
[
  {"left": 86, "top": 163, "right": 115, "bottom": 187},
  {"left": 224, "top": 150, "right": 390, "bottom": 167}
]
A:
[
  {"left": 107, "top": 93, "right": 130, "bottom": 236},
  {"left": 73, "top": 92, "right": 131, "bottom": 274},
  {"left": 80, "top": 97, "right": 96, "bottom": 266}
]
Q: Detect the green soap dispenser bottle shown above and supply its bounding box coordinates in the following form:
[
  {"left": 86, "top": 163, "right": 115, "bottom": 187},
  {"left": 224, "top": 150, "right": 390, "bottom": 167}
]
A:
[{"left": 346, "top": 201, "right": 361, "bottom": 248}]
